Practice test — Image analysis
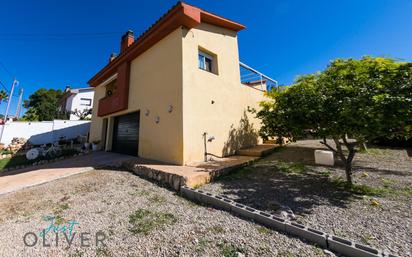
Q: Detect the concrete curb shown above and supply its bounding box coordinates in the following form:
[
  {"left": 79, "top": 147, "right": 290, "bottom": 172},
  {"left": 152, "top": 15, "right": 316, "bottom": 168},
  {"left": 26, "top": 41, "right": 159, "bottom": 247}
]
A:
[
  {"left": 180, "top": 186, "right": 399, "bottom": 257},
  {"left": 0, "top": 167, "right": 94, "bottom": 196}
]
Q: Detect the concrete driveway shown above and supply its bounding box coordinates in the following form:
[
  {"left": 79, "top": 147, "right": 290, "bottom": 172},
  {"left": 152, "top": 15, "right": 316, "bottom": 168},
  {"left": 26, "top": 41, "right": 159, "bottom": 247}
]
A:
[{"left": 0, "top": 151, "right": 136, "bottom": 196}]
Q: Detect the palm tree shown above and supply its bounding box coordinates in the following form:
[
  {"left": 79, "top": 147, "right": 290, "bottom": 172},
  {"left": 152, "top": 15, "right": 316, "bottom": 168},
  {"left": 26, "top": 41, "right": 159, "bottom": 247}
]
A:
[{"left": 0, "top": 90, "right": 8, "bottom": 105}]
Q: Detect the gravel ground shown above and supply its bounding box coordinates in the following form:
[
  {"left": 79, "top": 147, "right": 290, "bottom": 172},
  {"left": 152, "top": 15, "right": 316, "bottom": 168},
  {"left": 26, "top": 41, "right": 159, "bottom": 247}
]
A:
[
  {"left": 0, "top": 169, "right": 327, "bottom": 257},
  {"left": 201, "top": 140, "right": 412, "bottom": 257}
]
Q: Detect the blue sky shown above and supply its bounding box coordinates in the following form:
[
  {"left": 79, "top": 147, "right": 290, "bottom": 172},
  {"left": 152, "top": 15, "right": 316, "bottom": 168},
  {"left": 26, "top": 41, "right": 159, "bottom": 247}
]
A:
[{"left": 0, "top": 0, "right": 411, "bottom": 116}]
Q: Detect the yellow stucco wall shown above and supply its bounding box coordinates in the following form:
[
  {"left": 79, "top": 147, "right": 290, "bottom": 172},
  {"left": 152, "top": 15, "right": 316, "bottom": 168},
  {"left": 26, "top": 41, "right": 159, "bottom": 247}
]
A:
[
  {"left": 90, "top": 23, "right": 266, "bottom": 165},
  {"left": 89, "top": 85, "right": 106, "bottom": 143},
  {"left": 89, "top": 28, "right": 184, "bottom": 164},
  {"left": 181, "top": 23, "right": 266, "bottom": 164}
]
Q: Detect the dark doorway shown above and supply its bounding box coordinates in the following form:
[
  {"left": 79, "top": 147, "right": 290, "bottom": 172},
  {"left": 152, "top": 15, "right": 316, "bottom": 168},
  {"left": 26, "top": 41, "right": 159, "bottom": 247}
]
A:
[
  {"left": 101, "top": 118, "right": 108, "bottom": 151},
  {"left": 112, "top": 111, "right": 140, "bottom": 156}
]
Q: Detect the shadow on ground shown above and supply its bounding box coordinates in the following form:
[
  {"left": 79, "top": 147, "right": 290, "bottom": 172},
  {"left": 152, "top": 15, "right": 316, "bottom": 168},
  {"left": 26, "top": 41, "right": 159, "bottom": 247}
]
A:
[
  {"left": 215, "top": 162, "right": 356, "bottom": 216},
  {"left": 208, "top": 141, "right": 411, "bottom": 216}
]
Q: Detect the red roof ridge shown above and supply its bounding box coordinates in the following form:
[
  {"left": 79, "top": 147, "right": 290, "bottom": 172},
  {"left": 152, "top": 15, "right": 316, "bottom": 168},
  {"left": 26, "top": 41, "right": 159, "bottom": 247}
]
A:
[{"left": 88, "top": 2, "right": 245, "bottom": 87}]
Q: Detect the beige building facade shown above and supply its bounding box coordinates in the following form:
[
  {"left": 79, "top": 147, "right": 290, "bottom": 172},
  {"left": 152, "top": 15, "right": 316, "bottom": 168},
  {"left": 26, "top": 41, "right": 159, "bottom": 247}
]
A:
[{"left": 89, "top": 2, "right": 274, "bottom": 165}]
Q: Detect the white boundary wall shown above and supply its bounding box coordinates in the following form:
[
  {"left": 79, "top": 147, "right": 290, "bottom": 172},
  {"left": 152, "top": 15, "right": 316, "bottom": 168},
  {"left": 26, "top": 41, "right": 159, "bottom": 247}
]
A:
[{"left": 0, "top": 120, "right": 90, "bottom": 145}]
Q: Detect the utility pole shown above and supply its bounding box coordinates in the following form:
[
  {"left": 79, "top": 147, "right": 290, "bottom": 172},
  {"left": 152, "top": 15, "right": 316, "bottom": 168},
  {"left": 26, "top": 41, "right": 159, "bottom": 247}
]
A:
[
  {"left": 0, "top": 78, "right": 18, "bottom": 143},
  {"left": 15, "top": 88, "right": 23, "bottom": 119}
]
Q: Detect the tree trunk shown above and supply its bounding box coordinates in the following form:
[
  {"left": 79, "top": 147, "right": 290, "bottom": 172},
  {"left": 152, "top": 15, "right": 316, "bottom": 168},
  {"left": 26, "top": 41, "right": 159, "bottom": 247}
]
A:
[
  {"left": 321, "top": 137, "right": 357, "bottom": 185},
  {"left": 342, "top": 137, "right": 356, "bottom": 185},
  {"left": 344, "top": 161, "right": 353, "bottom": 184}
]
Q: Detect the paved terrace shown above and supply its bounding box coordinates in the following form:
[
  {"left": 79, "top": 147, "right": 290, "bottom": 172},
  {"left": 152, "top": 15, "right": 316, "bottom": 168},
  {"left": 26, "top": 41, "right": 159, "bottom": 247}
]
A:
[{"left": 0, "top": 144, "right": 277, "bottom": 195}]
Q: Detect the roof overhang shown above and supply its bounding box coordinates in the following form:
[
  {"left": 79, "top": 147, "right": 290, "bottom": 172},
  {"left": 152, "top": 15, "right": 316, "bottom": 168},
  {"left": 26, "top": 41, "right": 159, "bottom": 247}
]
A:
[{"left": 88, "top": 2, "right": 245, "bottom": 87}]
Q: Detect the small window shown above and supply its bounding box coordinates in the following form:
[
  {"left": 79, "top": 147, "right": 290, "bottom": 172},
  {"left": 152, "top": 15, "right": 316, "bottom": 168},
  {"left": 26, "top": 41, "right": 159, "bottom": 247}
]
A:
[
  {"left": 80, "top": 98, "right": 92, "bottom": 106},
  {"left": 198, "top": 50, "right": 215, "bottom": 73},
  {"left": 105, "top": 79, "right": 117, "bottom": 97}
]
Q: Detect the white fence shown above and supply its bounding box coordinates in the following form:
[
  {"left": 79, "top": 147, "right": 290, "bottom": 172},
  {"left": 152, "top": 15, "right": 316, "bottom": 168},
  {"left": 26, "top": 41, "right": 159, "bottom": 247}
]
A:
[{"left": 0, "top": 120, "right": 90, "bottom": 146}]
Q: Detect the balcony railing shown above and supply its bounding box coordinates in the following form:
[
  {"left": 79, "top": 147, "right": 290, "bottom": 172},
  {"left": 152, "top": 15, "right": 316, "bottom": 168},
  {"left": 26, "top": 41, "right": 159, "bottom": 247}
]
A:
[{"left": 239, "top": 62, "right": 278, "bottom": 91}]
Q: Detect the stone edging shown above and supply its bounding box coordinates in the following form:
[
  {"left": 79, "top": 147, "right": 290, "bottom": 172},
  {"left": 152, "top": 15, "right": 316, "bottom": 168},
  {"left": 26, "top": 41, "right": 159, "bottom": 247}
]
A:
[{"left": 180, "top": 186, "right": 399, "bottom": 257}]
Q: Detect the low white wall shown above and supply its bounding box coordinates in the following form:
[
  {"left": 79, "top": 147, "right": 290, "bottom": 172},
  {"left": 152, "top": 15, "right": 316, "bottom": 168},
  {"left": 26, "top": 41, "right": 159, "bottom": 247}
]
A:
[{"left": 0, "top": 120, "right": 90, "bottom": 145}]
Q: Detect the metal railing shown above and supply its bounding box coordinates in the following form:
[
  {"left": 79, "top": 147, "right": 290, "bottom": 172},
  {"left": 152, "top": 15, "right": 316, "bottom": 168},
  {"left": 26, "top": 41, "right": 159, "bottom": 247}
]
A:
[{"left": 239, "top": 62, "right": 278, "bottom": 91}]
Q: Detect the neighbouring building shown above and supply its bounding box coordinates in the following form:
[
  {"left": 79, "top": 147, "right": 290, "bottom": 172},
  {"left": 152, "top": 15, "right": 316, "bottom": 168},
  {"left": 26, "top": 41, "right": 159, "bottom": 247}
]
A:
[
  {"left": 88, "top": 2, "right": 277, "bottom": 165},
  {"left": 59, "top": 86, "right": 94, "bottom": 120}
]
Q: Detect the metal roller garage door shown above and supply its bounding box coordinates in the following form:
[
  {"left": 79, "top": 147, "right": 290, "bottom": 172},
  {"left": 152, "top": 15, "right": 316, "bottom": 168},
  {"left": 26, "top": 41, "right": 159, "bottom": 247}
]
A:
[{"left": 112, "top": 112, "right": 140, "bottom": 156}]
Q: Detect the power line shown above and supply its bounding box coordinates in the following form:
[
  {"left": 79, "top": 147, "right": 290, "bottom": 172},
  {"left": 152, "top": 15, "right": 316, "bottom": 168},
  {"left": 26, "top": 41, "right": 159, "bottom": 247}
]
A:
[
  {"left": 0, "top": 32, "right": 122, "bottom": 41},
  {"left": 0, "top": 61, "right": 13, "bottom": 78},
  {"left": 0, "top": 32, "right": 121, "bottom": 36},
  {"left": 0, "top": 80, "right": 10, "bottom": 93}
]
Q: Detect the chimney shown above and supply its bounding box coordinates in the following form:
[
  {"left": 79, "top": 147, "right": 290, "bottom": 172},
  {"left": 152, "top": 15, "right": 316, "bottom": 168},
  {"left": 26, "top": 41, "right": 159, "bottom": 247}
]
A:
[
  {"left": 109, "top": 53, "right": 118, "bottom": 63},
  {"left": 120, "top": 30, "right": 134, "bottom": 52}
]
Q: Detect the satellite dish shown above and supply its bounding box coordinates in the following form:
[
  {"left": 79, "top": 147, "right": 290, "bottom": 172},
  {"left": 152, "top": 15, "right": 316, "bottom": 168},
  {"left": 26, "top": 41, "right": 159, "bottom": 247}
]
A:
[{"left": 26, "top": 148, "right": 40, "bottom": 160}]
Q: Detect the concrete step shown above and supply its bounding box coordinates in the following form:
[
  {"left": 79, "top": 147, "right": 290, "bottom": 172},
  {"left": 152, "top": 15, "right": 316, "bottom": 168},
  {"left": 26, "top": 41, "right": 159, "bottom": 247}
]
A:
[
  {"left": 122, "top": 155, "right": 259, "bottom": 190},
  {"left": 236, "top": 144, "right": 278, "bottom": 157}
]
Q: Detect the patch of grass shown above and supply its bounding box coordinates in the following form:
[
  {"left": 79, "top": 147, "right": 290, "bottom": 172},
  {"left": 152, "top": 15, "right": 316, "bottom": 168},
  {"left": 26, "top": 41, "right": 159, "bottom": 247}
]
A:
[
  {"left": 0, "top": 155, "right": 32, "bottom": 170},
  {"left": 330, "top": 178, "right": 412, "bottom": 197},
  {"left": 329, "top": 178, "right": 412, "bottom": 197},
  {"left": 209, "top": 225, "right": 225, "bottom": 234},
  {"left": 96, "top": 247, "right": 111, "bottom": 257},
  {"left": 196, "top": 239, "right": 211, "bottom": 253},
  {"left": 51, "top": 202, "right": 70, "bottom": 225},
  {"left": 397, "top": 186, "right": 412, "bottom": 197},
  {"left": 218, "top": 242, "right": 245, "bottom": 257},
  {"left": 359, "top": 148, "right": 391, "bottom": 156},
  {"left": 278, "top": 251, "right": 295, "bottom": 257},
  {"left": 0, "top": 150, "right": 13, "bottom": 155},
  {"left": 361, "top": 233, "right": 377, "bottom": 245},
  {"left": 149, "top": 195, "right": 166, "bottom": 204},
  {"left": 192, "top": 184, "right": 202, "bottom": 189},
  {"left": 277, "top": 161, "right": 306, "bottom": 174},
  {"left": 319, "top": 170, "right": 332, "bottom": 177},
  {"left": 257, "top": 226, "right": 271, "bottom": 235},
  {"left": 221, "top": 167, "right": 254, "bottom": 180},
  {"left": 381, "top": 178, "right": 395, "bottom": 188},
  {"left": 128, "top": 209, "right": 177, "bottom": 235},
  {"left": 54, "top": 215, "right": 66, "bottom": 225},
  {"left": 56, "top": 203, "right": 70, "bottom": 212},
  {"left": 331, "top": 178, "right": 388, "bottom": 196}
]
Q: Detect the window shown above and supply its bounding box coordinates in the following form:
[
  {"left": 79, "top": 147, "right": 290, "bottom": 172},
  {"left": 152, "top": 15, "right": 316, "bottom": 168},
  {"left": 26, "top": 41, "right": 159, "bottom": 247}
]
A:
[
  {"left": 80, "top": 98, "right": 92, "bottom": 106},
  {"left": 198, "top": 50, "right": 214, "bottom": 73}
]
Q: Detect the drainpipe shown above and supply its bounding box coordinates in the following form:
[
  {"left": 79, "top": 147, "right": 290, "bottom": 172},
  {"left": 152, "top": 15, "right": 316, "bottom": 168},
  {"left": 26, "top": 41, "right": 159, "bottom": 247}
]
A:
[
  {"left": 203, "top": 132, "right": 217, "bottom": 162},
  {"left": 203, "top": 132, "right": 208, "bottom": 162}
]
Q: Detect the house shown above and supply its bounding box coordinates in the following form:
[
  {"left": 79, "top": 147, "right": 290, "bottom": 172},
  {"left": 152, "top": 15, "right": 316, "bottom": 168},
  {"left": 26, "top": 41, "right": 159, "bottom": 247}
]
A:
[
  {"left": 58, "top": 86, "right": 94, "bottom": 120},
  {"left": 88, "top": 2, "right": 277, "bottom": 165}
]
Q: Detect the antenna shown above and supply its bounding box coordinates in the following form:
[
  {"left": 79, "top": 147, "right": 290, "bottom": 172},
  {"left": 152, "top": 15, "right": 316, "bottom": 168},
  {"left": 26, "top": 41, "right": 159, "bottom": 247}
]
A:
[
  {"left": 16, "top": 88, "right": 23, "bottom": 118},
  {"left": 0, "top": 78, "right": 18, "bottom": 143}
]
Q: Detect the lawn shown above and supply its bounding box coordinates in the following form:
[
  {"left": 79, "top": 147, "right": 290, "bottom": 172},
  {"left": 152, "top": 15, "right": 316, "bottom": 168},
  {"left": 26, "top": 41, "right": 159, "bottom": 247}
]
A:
[
  {"left": 201, "top": 140, "right": 412, "bottom": 257},
  {"left": 0, "top": 148, "right": 80, "bottom": 171},
  {"left": 0, "top": 155, "right": 32, "bottom": 170}
]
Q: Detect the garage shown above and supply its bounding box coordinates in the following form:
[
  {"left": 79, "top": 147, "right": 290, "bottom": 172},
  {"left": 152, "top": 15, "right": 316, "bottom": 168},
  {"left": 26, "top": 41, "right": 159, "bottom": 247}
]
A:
[{"left": 112, "top": 111, "right": 140, "bottom": 156}]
